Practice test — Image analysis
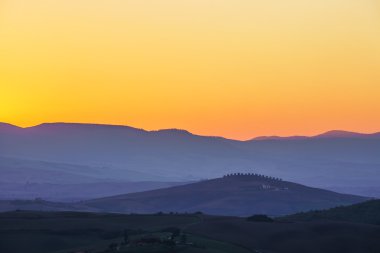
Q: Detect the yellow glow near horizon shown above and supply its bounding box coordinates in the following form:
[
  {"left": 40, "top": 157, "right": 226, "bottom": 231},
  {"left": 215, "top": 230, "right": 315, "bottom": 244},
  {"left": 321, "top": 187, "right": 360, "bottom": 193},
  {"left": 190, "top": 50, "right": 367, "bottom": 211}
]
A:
[{"left": 1, "top": 0, "right": 380, "bottom": 139}]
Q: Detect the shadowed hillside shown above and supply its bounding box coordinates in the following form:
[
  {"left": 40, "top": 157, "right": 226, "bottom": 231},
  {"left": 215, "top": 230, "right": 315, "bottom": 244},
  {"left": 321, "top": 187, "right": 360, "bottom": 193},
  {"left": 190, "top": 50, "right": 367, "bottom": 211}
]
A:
[
  {"left": 186, "top": 215, "right": 380, "bottom": 253},
  {"left": 84, "top": 174, "right": 368, "bottom": 216},
  {"left": 279, "top": 199, "right": 380, "bottom": 225}
]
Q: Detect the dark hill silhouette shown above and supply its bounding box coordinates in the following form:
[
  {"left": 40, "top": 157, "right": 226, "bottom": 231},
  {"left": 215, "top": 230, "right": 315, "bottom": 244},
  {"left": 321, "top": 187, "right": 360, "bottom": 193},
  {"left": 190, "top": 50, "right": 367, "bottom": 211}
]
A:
[
  {"left": 280, "top": 199, "right": 380, "bottom": 225},
  {"left": 1, "top": 122, "right": 380, "bottom": 197},
  {"left": 84, "top": 174, "right": 368, "bottom": 216}
]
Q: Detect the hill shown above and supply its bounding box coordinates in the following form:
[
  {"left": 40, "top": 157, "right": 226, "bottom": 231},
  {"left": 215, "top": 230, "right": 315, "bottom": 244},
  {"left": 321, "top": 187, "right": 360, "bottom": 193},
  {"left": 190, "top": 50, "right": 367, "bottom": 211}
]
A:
[
  {"left": 253, "top": 130, "right": 380, "bottom": 140},
  {"left": 1, "top": 122, "right": 380, "bottom": 197},
  {"left": 279, "top": 199, "right": 380, "bottom": 225},
  {"left": 84, "top": 174, "right": 368, "bottom": 216},
  {"left": 314, "top": 130, "right": 380, "bottom": 139}
]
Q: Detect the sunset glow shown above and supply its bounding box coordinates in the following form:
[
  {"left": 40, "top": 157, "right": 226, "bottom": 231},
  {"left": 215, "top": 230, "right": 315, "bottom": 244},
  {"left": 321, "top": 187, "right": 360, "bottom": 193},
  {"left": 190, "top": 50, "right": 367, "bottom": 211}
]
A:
[{"left": 1, "top": 0, "right": 380, "bottom": 139}]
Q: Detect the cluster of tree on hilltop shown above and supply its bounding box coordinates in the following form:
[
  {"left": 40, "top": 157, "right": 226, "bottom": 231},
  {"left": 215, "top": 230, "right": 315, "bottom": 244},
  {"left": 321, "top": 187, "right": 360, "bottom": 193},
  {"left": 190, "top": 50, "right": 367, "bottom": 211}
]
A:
[{"left": 223, "top": 172, "right": 282, "bottom": 181}]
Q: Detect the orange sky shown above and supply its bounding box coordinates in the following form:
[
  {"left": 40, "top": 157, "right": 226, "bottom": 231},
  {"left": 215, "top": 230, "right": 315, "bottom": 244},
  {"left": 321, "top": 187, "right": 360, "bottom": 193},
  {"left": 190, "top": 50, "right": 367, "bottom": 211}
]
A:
[{"left": 1, "top": 0, "right": 380, "bottom": 140}]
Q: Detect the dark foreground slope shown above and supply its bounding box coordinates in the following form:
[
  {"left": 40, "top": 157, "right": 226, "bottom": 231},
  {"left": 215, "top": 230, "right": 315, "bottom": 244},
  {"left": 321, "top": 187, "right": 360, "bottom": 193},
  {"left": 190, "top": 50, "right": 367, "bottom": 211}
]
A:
[
  {"left": 280, "top": 199, "right": 380, "bottom": 225},
  {"left": 85, "top": 174, "right": 367, "bottom": 216},
  {"left": 186, "top": 216, "right": 380, "bottom": 253},
  {"left": 0, "top": 211, "right": 379, "bottom": 253},
  {"left": 0, "top": 211, "right": 250, "bottom": 253}
]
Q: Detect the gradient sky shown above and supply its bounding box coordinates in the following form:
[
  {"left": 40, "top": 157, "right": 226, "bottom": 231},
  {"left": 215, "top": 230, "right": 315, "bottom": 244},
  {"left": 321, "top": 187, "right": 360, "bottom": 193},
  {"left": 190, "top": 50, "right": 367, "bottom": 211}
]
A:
[{"left": 1, "top": 0, "right": 380, "bottom": 140}]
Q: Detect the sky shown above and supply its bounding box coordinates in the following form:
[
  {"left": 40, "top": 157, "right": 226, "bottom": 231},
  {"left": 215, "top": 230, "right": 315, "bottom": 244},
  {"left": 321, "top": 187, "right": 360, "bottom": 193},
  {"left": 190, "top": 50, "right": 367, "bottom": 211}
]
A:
[{"left": 1, "top": 0, "right": 380, "bottom": 140}]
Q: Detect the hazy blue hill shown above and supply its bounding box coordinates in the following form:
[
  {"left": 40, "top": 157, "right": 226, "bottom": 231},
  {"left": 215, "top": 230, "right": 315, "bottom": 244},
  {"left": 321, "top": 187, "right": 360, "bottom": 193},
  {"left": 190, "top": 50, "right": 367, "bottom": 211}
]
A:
[
  {"left": 279, "top": 199, "right": 380, "bottom": 225},
  {"left": 84, "top": 174, "right": 368, "bottom": 216},
  {"left": 0, "top": 156, "right": 108, "bottom": 184},
  {"left": 1, "top": 122, "right": 380, "bottom": 197},
  {"left": 240, "top": 137, "right": 380, "bottom": 196},
  {"left": 0, "top": 156, "right": 188, "bottom": 201},
  {"left": 252, "top": 135, "right": 308, "bottom": 140},
  {"left": 314, "top": 130, "right": 380, "bottom": 139},
  {"left": 0, "top": 180, "right": 188, "bottom": 202},
  {"left": 251, "top": 130, "right": 380, "bottom": 140},
  {"left": 0, "top": 123, "right": 252, "bottom": 182},
  {"left": 0, "top": 123, "right": 21, "bottom": 132}
]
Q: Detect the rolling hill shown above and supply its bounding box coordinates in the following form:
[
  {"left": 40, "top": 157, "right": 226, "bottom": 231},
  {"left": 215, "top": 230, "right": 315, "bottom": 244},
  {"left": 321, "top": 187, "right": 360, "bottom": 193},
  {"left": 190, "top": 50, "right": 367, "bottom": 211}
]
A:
[
  {"left": 84, "top": 174, "right": 368, "bottom": 216},
  {"left": 252, "top": 130, "right": 380, "bottom": 140}
]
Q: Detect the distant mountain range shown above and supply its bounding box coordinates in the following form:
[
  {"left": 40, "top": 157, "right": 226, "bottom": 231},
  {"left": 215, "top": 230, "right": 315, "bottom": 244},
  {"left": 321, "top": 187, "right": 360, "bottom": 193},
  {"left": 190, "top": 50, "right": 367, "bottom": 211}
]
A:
[
  {"left": 2, "top": 122, "right": 379, "bottom": 140},
  {"left": 1, "top": 122, "right": 380, "bottom": 198},
  {"left": 252, "top": 130, "right": 380, "bottom": 140}
]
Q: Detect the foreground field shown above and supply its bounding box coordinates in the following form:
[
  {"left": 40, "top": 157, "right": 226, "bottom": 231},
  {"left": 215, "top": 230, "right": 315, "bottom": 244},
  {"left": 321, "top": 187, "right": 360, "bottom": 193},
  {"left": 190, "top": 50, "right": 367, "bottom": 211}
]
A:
[
  {"left": 0, "top": 211, "right": 379, "bottom": 253},
  {"left": 187, "top": 216, "right": 380, "bottom": 253},
  {"left": 0, "top": 211, "right": 249, "bottom": 253}
]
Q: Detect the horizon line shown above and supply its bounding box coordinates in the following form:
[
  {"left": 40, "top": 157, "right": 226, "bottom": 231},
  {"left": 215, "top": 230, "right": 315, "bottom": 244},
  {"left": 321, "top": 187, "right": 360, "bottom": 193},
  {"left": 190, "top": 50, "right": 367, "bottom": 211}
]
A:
[{"left": 1, "top": 121, "right": 379, "bottom": 141}]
